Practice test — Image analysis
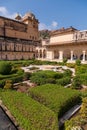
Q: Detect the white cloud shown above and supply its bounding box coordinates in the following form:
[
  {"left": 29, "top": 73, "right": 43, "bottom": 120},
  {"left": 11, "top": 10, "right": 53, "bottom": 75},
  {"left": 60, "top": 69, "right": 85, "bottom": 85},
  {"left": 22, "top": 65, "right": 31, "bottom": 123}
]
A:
[
  {"left": 0, "top": 6, "right": 58, "bottom": 30},
  {"left": 51, "top": 21, "right": 58, "bottom": 28},
  {"left": 0, "top": 6, "right": 16, "bottom": 19},
  {"left": 39, "top": 21, "right": 58, "bottom": 30},
  {"left": 39, "top": 23, "right": 47, "bottom": 30}
]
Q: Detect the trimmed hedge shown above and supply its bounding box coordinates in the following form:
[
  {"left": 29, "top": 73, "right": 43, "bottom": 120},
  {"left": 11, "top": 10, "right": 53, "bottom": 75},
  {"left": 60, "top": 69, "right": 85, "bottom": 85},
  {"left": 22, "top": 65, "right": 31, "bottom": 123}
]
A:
[
  {"left": 28, "top": 84, "right": 81, "bottom": 118},
  {"left": 0, "top": 67, "right": 25, "bottom": 88},
  {"left": 0, "top": 73, "right": 18, "bottom": 80},
  {"left": 72, "top": 76, "right": 82, "bottom": 89},
  {"left": 75, "top": 65, "right": 87, "bottom": 75},
  {"left": 0, "top": 90, "right": 58, "bottom": 130},
  {"left": 9, "top": 60, "right": 58, "bottom": 67},
  {"left": 9, "top": 75, "right": 24, "bottom": 83},
  {"left": 30, "top": 70, "right": 64, "bottom": 85},
  {"left": 0, "top": 62, "right": 12, "bottom": 75},
  {"left": 63, "top": 69, "right": 72, "bottom": 77},
  {"left": 56, "top": 77, "right": 71, "bottom": 86},
  {"left": 75, "top": 65, "right": 87, "bottom": 85},
  {"left": 0, "top": 74, "right": 24, "bottom": 88}
]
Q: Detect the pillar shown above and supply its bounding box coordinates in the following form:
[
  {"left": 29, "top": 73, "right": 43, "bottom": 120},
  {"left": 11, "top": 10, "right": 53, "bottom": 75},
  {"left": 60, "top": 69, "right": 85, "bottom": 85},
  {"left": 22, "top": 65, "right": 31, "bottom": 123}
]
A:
[
  {"left": 71, "top": 51, "right": 73, "bottom": 61},
  {"left": 47, "top": 51, "right": 54, "bottom": 60},
  {"left": 82, "top": 51, "right": 86, "bottom": 61},
  {"left": 59, "top": 51, "right": 63, "bottom": 60},
  {"left": 38, "top": 50, "right": 40, "bottom": 59},
  {"left": 42, "top": 50, "right": 43, "bottom": 59}
]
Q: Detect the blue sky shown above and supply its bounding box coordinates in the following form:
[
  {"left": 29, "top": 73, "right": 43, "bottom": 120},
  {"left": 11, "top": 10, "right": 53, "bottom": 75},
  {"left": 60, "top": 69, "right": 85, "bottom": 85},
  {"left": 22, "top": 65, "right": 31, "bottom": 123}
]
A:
[{"left": 0, "top": 0, "right": 87, "bottom": 30}]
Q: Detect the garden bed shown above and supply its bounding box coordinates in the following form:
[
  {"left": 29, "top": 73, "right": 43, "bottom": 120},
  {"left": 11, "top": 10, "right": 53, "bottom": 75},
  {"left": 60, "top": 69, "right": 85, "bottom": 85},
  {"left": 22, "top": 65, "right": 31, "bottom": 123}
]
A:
[
  {"left": 28, "top": 84, "right": 81, "bottom": 118},
  {"left": 0, "top": 90, "right": 58, "bottom": 130}
]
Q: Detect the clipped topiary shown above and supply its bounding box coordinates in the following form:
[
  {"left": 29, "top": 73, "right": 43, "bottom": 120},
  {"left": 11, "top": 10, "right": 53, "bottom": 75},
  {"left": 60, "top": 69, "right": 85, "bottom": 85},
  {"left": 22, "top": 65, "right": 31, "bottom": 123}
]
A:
[{"left": 0, "top": 62, "right": 12, "bottom": 75}]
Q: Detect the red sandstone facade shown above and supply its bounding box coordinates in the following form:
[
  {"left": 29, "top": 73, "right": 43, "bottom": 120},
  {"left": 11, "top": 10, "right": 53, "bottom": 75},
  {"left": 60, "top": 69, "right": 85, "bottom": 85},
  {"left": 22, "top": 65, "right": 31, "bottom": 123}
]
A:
[{"left": 0, "top": 12, "right": 39, "bottom": 60}]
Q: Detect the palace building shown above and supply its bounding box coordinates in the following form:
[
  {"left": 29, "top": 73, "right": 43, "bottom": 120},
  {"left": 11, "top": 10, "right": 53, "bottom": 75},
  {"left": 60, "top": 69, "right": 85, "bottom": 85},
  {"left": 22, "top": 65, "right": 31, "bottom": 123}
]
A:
[
  {"left": 0, "top": 12, "right": 87, "bottom": 63},
  {"left": 36, "top": 27, "right": 87, "bottom": 63},
  {"left": 0, "top": 12, "right": 39, "bottom": 60}
]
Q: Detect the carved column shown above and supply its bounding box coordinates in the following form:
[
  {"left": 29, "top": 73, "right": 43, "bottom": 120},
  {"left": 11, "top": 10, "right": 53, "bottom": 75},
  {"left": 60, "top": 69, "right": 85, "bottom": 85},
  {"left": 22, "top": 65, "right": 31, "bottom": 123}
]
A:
[
  {"left": 59, "top": 51, "right": 63, "bottom": 60},
  {"left": 42, "top": 50, "right": 43, "bottom": 59},
  {"left": 82, "top": 51, "right": 86, "bottom": 61},
  {"left": 71, "top": 51, "right": 73, "bottom": 61},
  {"left": 38, "top": 50, "right": 40, "bottom": 59}
]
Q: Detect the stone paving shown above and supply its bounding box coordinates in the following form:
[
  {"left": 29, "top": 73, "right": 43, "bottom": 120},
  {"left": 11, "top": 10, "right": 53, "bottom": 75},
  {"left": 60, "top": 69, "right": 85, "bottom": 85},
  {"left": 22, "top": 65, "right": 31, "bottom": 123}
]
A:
[
  {"left": 59, "top": 104, "right": 81, "bottom": 127},
  {"left": 0, "top": 107, "right": 18, "bottom": 130}
]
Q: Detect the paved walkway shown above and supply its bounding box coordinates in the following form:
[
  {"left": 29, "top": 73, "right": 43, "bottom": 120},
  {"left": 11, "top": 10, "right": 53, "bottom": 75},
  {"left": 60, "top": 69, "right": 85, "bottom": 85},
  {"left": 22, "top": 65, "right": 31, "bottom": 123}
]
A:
[
  {"left": 0, "top": 107, "right": 18, "bottom": 130},
  {"left": 62, "top": 66, "right": 75, "bottom": 76},
  {"left": 21, "top": 65, "right": 75, "bottom": 75},
  {"left": 58, "top": 104, "right": 81, "bottom": 127}
]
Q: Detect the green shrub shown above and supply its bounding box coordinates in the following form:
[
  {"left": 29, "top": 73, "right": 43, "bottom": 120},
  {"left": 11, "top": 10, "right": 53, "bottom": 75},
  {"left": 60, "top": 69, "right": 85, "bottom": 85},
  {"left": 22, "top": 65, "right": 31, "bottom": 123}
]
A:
[
  {"left": 30, "top": 70, "right": 61, "bottom": 85},
  {"left": 75, "top": 65, "right": 87, "bottom": 75},
  {"left": 30, "top": 70, "right": 72, "bottom": 85},
  {"left": 79, "top": 74, "right": 87, "bottom": 85},
  {"left": 4, "top": 80, "right": 12, "bottom": 89},
  {"left": 56, "top": 77, "right": 71, "bottom": 86},
  {"left": 63, "top": 58, "right": 67, "bottom": 64},
  {"left": 75, "top": 65, "right": 87, "bottom": 86},
  {"left": 0, "top": 73, "right": 18, "bottom": 80},
  {"left": 54, "top": 73, "right": 63, "bottom": 79},
  {"left": 81, "top": 90, "right": 87, "bottom": 98},
  {"left": 72, "top": 76, "right": 82, "bottom": 89},
  {"left": 0, "top": 62, "right": 12, "bottom": 75},
  {"left": 63, "top": 69, "right": 72, "bottom": 77},
  {"left": 75, "top": 59, "right": 81, "bottom": 66},
  {"left": 0, "top": 80, "right": 5, "bottom": 88},
  {"left": 66, "top": 63, "right": 75, "bottom": 68},
  {"left": 23, "top": 72, "right": 31, "bottom": 80},
  {"left": 11, "top": 68, "right": 18, "bottom": 74},
  {"left": 28, "top": 84, "right": 81, "bottom": 118},
  {"left": 17, "top": 69, "right": 24, "bottom": 75},
  {"left": 10, "top": 75, "right": 24, "bottom": 83}
]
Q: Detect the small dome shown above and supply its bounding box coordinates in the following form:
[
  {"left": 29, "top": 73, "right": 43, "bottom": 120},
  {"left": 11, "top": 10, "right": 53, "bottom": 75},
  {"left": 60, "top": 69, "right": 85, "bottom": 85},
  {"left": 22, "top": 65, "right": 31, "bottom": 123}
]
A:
[
  {"left": 24, "top": 12, "right": 35, "bottom": 19},
  {"left": 15, "top": 13, "right": 21, "bottom": 20}
]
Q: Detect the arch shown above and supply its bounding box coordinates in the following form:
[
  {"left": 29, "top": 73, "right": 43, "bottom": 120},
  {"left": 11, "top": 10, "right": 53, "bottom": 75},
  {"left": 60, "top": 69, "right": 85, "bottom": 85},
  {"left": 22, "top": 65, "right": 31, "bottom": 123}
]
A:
[
  {"left": 35, "top": 50, "right": 39, "bottom": 58},
  {"left": 54, "top": 50, "right": 59, "bottom": 59},
  {"left": 63, "top": 49, "right": 70, "bottom": 59},
  {"left": 86, "top": 50, "right": 87, "bottom": 60},
  {"left": 73, "top": 50, "right": 79, "bottom": 60},
  {"left": 40, "top": 49, "right": 42, "bottom": 58},
  {"left": 43, "top": 49, "right": 46, "bottom": 58},
  {"left": 80, "top": 50, "right": 87, "bottom": 60}
]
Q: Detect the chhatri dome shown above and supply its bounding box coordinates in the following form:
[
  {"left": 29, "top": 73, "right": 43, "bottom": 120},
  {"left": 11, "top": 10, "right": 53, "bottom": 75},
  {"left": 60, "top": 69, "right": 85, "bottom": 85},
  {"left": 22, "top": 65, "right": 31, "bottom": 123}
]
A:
[
  {"left": 24, "top": 12, "right": 35, "bottom": 18},
  {"left": 23, "top": 12, "right": 35, "bottom": 20},
  {"left": 15, "top": 13, "right": 22, "bottom": 20}
]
